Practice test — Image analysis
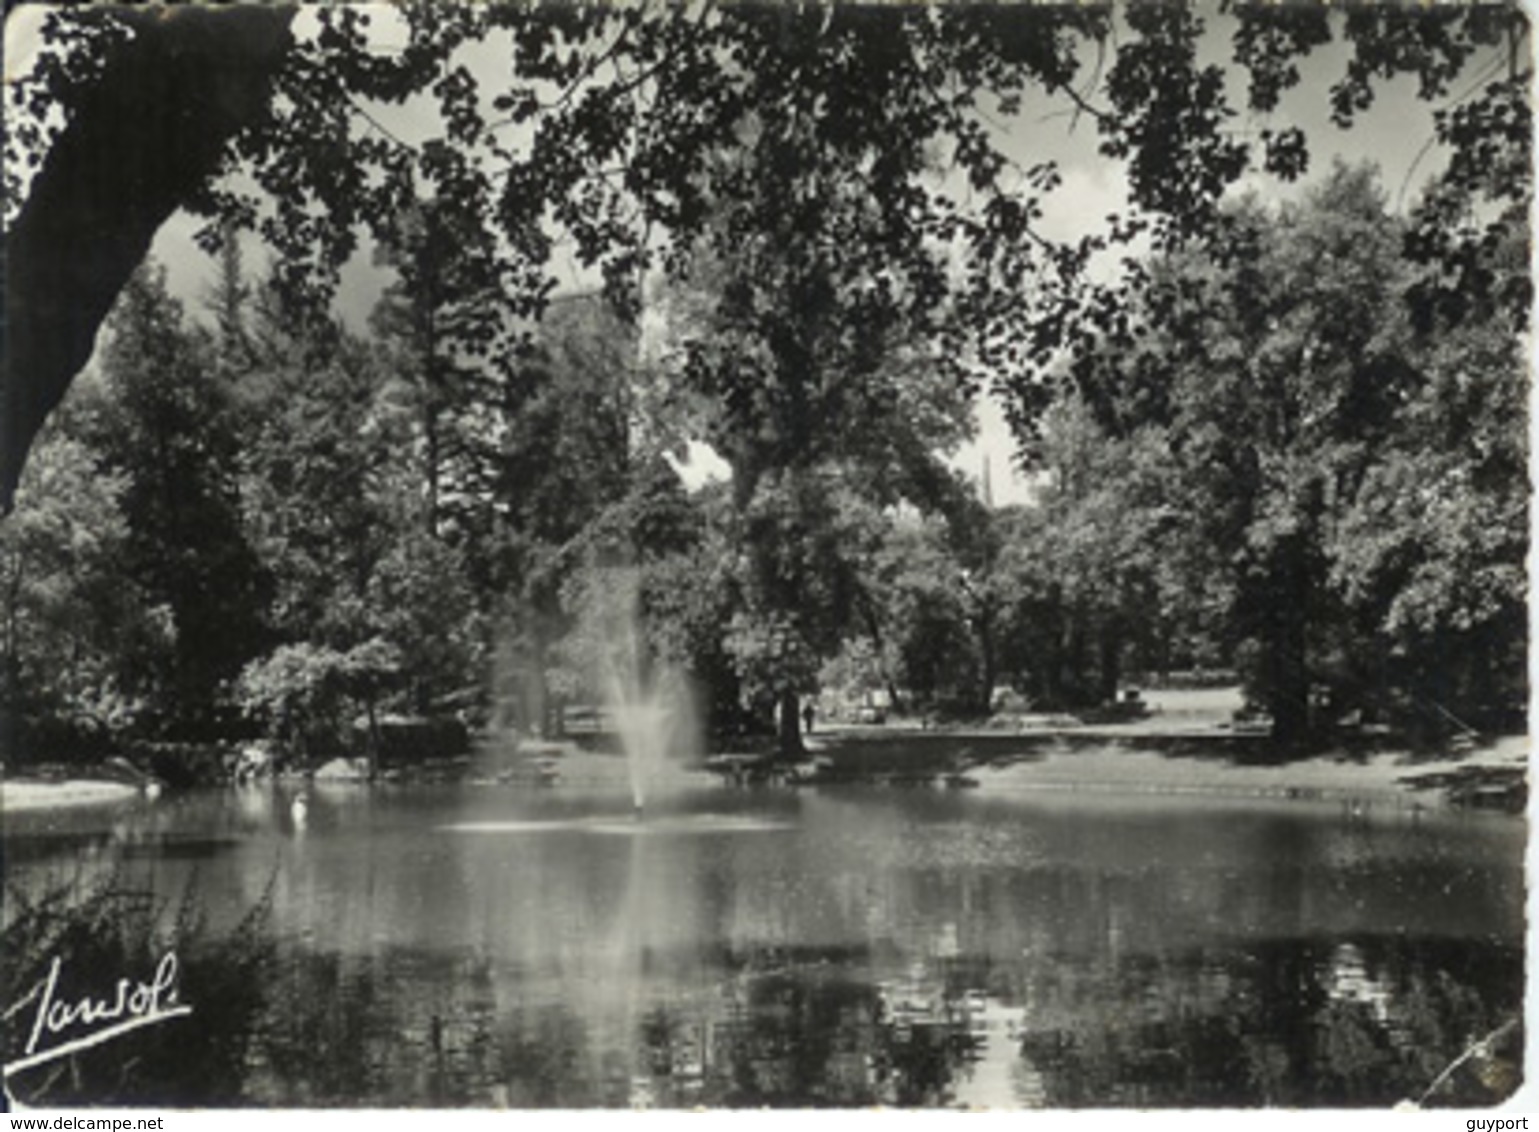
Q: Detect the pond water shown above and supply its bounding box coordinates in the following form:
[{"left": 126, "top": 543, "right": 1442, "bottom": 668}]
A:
[{"left": 3, "top": 775, "right": 1525, "bottom": 1108}]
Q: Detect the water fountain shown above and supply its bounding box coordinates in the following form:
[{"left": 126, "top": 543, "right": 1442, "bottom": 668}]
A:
[
  {"left": 443, "top": 567, "right": 794, "bottom": 836},
  {"left": 593, "top": 573, "right": 688, "bottom": 818},
  {"left": 607, "top": 691, "right": 672, "bottom": 817}
]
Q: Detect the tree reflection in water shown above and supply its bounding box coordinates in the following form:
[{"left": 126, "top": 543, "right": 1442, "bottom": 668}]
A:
[
  {"left": 7, "top": 790, "right": 1523, "bottom": 1108},
  {"left": 1013, "top": 936, "right": 1521, "bottom": 1108},
  {"left": 238, "top": 932, "right": 1518, "bottom": 1108},
  {"left": 4, "top": 899, "right": 1520, "bottom": 1108}
]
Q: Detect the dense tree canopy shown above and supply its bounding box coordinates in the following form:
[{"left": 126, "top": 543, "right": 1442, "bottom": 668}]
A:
[
  {"left": 1, "top": 4, "right": 1528, "bottom": 760},
  {"left": 6, "top": 3, "right": 1529, "bottom": 508},
  {"left": 1019, "top": 163, "right": 1527, "bottom": 743}
]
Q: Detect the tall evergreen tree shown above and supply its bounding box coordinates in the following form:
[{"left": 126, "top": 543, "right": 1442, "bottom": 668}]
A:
[{"left": 82, "top": 263, "right": 270, "bottom": 733}]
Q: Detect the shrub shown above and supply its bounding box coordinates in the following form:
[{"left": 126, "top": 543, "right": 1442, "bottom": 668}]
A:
[{"left": 3, "top": 872, "right": 274, "bottom": 1106}]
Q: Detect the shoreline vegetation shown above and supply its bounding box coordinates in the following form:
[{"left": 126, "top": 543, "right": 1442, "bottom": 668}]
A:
[
  {"left": 4, "top": 688, "right": 1525, "bottom": 815},
  {"left": 5, "top": 25, "right": 1525, "bottom": 821}
]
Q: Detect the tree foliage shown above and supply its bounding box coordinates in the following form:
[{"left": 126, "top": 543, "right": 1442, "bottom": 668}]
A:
[
  {"left": 0, "top": 426, "right": 156, "bottom": 749},
  {"left": 1, "top": 4, "right": 1528, "bottom": 760},
  {"left": 1025, "top": 163, "right": 1527, "bottom": 742},
  {"left": 79, "top": 265, "right": 271, "bottom": 732},
  {"left": 9, "top": 3, "right": 1525, "bottom": 511}
]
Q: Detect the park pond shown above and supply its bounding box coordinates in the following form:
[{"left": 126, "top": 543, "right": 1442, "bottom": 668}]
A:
[{"left": 2, "top": 768, "right": 1525, "bottom": 1108}]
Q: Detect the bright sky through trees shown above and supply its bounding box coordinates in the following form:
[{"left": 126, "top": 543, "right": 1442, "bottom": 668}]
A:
[{"left": 6, "top": 4, "right": 1493, "bottom": 508}]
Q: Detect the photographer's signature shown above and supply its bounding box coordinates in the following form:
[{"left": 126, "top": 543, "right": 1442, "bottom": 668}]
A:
[{"left": 3, "top": 952, "right": 191, "bottom": 1076}]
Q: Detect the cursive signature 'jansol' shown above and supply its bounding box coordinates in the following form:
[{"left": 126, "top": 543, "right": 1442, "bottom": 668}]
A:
[{"left": 4, "top": 951, "right": 193, "bottom": 1076}]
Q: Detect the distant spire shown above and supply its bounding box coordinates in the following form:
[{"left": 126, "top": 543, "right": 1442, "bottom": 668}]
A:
[{"left": 981, "top": 455, "right": 994, "bottom": 510}]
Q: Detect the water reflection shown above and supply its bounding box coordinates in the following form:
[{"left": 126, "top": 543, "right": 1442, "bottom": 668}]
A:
[
  {"left": 4, "top": 784, "right": 1524, "bottom": 1108},
  {"left": 233, "top": 932, "right": 1520, "bottom": 1108}
]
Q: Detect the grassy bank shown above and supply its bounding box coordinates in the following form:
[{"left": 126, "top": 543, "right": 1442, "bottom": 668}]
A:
[{"left": 3, "top": 778, "right": 141, "bottom": 811}]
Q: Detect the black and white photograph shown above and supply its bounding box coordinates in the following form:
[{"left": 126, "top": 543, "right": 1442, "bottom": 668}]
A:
[{"left": 1, "top": 1, "right": 1529, "bottom": 1112}]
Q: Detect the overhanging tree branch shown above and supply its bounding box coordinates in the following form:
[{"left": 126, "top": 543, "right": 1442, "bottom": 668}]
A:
[{"left": 3, "top": 7, "right": 295, "bottom": 513}]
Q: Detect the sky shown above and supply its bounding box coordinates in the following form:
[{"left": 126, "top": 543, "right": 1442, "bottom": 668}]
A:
[{"left": 8, "top": 4, "right": 1516, "bottom": 507}]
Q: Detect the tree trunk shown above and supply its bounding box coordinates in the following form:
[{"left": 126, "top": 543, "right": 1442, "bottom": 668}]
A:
[
  {"left": 364, "top": 697, "right": 382, "bottom": 779},
  {"left": 777, "top": 688, "right": 805, "bottom": 760},
  {"left": 858, "top": 596, "right": 905, "bottom": 714},
  {"left": 1062, "top": 613, "right": 1088, "bottom": 708},
  {"left": 1264, "top": 540, "right": 1313, "bottom": 751},
  {"left": 542, "top": 679, "right": 561, "bottom": 740},
  {"left": 3, "top": 551, "right": 21, "bottom": 688},
  {"left": 973, "top": 608, "right": 997, "bottom": 716},
  {"left": 1268, "top": 636, "right": 1310, "bottom": 750},
  {"left": 1097, "top": 616, "right": 1123, "bottom": 705},
  {"left": 424, "top": 406, "right": 442, "bottom": 538},
  {"left": 1036, "top": 602, "right": 1062, "bottom": 709},
  {"left": 4, "top": 8, "right": 295, "bottom": 512}
]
